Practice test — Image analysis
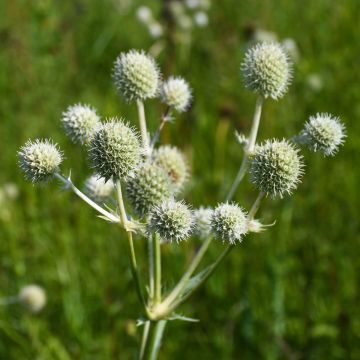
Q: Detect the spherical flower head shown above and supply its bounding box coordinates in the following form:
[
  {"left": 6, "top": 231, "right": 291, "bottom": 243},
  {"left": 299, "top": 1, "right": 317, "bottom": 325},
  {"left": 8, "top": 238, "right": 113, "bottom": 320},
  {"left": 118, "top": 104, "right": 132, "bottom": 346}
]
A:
[
  {"left": 241, "top": 42, "right": 292, "bottom": 100},
  {"left": 19, "top": 284, "right": 47, "bottom": 313},
  {"left": 160, "top": 76, "right": 192, "bottom": 112},
  {"left": 148, "top": 199, "right": 193, "bottom": 243},
  {"left": 299, "top": 113, "right": 346, "bottom": 156},
  {"left": 126, "top": 162, "right": 173, "bottom": 217},
  {"left": 113, "top": 50, "right": 160, "bottom": 101},
  {"left": 249, "top": 139, "right": 304, "bottom": 198},
  {"left": 84, "top": 175, "right": 114, "bottom": 203},
  {"left": 88, "top": 119, "right": 141, "bottom": 181},
  {"left": 18, "top": 139, "right": 63, "bottom": 183},
  {"left": 152, "top": 145, "right": 188, "bottom": 193},
  {"left": 61, "top": 104, "right": 101, "bottom": 145},
  {"left": 193, "top": 207, "right": 213, "bottom": 239}
]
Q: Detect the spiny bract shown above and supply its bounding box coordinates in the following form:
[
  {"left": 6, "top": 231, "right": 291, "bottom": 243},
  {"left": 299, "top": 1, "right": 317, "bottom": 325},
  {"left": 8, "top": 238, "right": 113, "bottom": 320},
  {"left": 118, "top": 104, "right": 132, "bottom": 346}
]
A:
[
  {"left": 88, "top": 119, "right": 141, "bottom": 181},
  {"left": 249, "top": 139, "right": 304, "bottom": 198},
  {"left": 160, "top": 76, "right": 192, "bottom": 112},
  {"left": 193, "top": 207, "right": 213, "bottom": 239},
  {"left": 113, "top": 50, "right": 160, "bottom": 102},
  {"left": 241, "top": 42, "right": 292, "bottom": 100},
  {"left": 18, "top": 139, "right": 62, "bottom": 183},
  {"left": 299, "top": 113, "right": 346, "bottom": 156},
  {"left": 148, "top": 199, "right": 193, "bottom": 243},
  {"left": 84, "top": 175, "right": 114, "bottom": 203},
  {"left": 126, "top": 162, "right": 173, "bottom": 217},
  {"left": 61, "top": 104, "right": 101, "bottom": 145},
  {"left": 211, "top": 203, "right": 248, "bottom": 244},
  {"left": 152, "top": 145, "right": 188, "bottom": 193}
]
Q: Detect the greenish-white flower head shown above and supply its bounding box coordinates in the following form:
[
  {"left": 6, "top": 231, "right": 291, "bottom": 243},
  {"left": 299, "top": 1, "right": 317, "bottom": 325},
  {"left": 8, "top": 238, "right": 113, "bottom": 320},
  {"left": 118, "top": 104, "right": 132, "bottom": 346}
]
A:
[
  {"left": 153, "top": 145, "right": 188, "bottom": 193},
  {"left": 242, "top": 42, "right": 292, "bottom": 100},
  {"left": 148, "top": 199, "right": 193, "bottom": 243},
  {"left": 88, "top": 119, "right": 141, "bottom": 181},
  {"left": 113, "top": 50, "right": 160, "bottom": 102},
  {"left": 211, "top": 203, "right": 248, "bottom": 244},
  {"left": 298, "top": 113, "right": 346, "bottom": 156},
  {"left": 61, "top": 104, "right": 101, "bottom": 145},
  {"left": 126, "top": 162, "right": 173, "bottom": 217},
  {"left": 160, "top": 76, "right": 192, "bottom": 112},
  {"left": 249, "top": 139, "right": 304, "bottom": 198},
  {"left": 84, "top": 175, "right": 114, "bottom": 203},
  {"left": 19, "top": 284, "right": 47, "bottom": 313},
  {"left": 18, "top": 139, "right": 63, "bottom": 183},
  {"left": 193, "top": 207, "right": 213, "bottom": 239}
]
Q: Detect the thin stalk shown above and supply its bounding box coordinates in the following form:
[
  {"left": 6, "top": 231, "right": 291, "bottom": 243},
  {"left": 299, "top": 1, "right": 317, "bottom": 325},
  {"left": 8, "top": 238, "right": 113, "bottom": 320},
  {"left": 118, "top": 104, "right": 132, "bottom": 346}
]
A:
[
  {"left": 139, "top": 321, "right": 151, "bottom": 360},
  {"left": 162, "top": 236, "right": 213, "bottom": 308},
  {"left": 137, "top": 100, "right": 150, "bottom": 155},
  {"left": 154, "top": 234, "right": 162, "bottom": 304},
  {"left": 248, "top": 191, "right": 265, "bottom": 219},
  {"left": 148, "top": 235, "right": 155, "bottom": 300},
  {"left": 55, "top": 173, "right": 119, "bottom": 223},
  {"left": 143, "top": 320, "right": 167, "bottom": 360},
  {"left": 150, "top": 107, "right": 170, "bottom": 149}
]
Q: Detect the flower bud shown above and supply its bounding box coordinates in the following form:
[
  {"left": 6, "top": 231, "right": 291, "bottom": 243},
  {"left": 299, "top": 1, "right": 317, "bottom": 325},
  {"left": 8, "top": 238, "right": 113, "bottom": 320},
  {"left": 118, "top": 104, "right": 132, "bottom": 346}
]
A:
[
  {"left": 19, "top": 285, "right": 46, "bottom": 313},
  {"left": 84, "top": 175, "right": 114, "bottom": 203},
  {"left": 160, "top": 77, "right": 192, "bottom": 112},
  {"left": 148, "top": 199, "right": 193, "bottom": 243},
  {"left": 211, "top": 203, "right": 248, "bottom": 244},
  {"left": 249, "top": 139, "right": 304, "bottom": 198},
  {"left": 126, "top": 162, "right": 173, "bottom": 217},
  {"left": 88, "top": 119, "right": 141, "bottom": 181},
  {"left": 61, "top": 104, "right": 101, "bottom": 145},
  {"left": 241, "top": 42, "right": 292, "bottom": 100},
  {"left": 113, "top": 50, "right": 160, "bottom": 101},
  {"left": 193, "top": 207, "right": 213, "bottom": 239},
  {"left": 18, "top": 139, "right": 63, "bottom": 183}
]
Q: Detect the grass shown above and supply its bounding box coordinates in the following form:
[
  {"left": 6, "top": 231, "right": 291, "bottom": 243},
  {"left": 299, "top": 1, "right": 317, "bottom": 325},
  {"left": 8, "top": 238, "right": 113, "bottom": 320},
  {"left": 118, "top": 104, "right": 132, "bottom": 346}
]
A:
[{"left": 0, "top": 0, "right": 359, "bottom": 358}]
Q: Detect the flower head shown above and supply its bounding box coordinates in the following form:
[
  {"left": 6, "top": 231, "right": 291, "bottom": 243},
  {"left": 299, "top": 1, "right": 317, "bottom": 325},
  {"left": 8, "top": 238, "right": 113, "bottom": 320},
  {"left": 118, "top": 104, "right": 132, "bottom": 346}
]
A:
[
  {"left": 18, "top": 139, "right": 63, "bottom": 183},
  {"left": 193, "top": 207, "right": 213, "bottom": 239},
  {"left": 19, "top": 285, "right": 47, "bottom": 313},
  {"left": 84, "top": 175, "right": 114, "bottom": 203},
  {"left": 113, "top": 50, "right": 160, "bottom": 101},
  {"left": 241, "top": 42, "right": 292, "bottom": 99},
  {"left": 249, "top": 139, "right": 304, "bottom": 198},
  {"left": 211, "top": 203, "right": 248, "bottom": 244},
  {"left": 61, "top": 104, "right": 101, "bottom": 145},
  {"left": 148, "top": 199, "right": 193, "bottom": 243},
  {"left": 126, "top": 162, "right": 173, "bottom": 217},
  {"left": 298, "top": 113, "right": 346, "bottom": 156},
  {"left": 161, "top": 77, "right": 192, "bottom": 112},
  {"left": 88, "top": 119, "right": 141, "bottom": 181},
  {"left": 152, "top": 145, "right": 188, "bottom": 193}
]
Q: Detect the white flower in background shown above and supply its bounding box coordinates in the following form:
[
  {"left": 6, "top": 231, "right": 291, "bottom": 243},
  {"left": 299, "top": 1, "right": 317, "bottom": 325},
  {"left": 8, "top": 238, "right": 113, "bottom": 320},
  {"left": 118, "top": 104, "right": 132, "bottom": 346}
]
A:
[
  {"left": 306, "top": 73, "right": 323, "bottom": 92},
  {"left": 194, "top": 11, "right": 208, "bottom": 27},
  {"left": 252, "top": 29, "right": 278, "bottom": 43},
  {"left": 282, "top": 38, "right": 300, "bottom": 62},
  {"left": 149, "top": 23, "right": 163, "bottom": 38},
  {"left": 136, "top": 6, "right": 152, "bottom": 24},
  {"left": 19, "top": 285, "right": 47, "bottom": 313},
  {"left": 185, "top": 0, "right": 200, "bottom": 9}
]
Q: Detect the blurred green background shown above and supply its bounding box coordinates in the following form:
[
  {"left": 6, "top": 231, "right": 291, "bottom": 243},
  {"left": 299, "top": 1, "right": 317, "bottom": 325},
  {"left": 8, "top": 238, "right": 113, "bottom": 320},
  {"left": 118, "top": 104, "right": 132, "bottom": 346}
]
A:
[{"left": 1, "top": 0, "right": 359, "bottom": 359}]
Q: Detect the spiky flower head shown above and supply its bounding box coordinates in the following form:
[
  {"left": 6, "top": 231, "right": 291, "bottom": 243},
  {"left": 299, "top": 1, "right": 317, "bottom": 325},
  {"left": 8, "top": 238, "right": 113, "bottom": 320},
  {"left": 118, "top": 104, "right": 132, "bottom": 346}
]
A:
[
  {"left": 249, "top": 139, "right": 303, "bottom": 198},
  {"left": 241, "top": 42, "right": 292, "bottom": 100},
  {"left": 61, "top": 104, "right": 101, "bottom": 145},
  {"left": 148, "top": 199, "right": 193, "bottom": 243},
  {"left": 126, "top": 162, "right": 173, "bottom": 217},
  {"left": 298, "top": 113, "right": 346, "bottom": 156},
  {"left": 153, "top": 145, "right": 188, "bottom": 193},
  {"left": 211, "top": 203, "right": 248, "bottom": 244},
  {"left": 113, "top": 50, "right": 160, "bottom": 101},
  {"left": 18, "top": 139, "right": 63, "bottom": 183},
  {"left": 88, "top": 119, "right": 141, "bottom": 181},
  {"left": 84, "top": 175, "right": 114, "bottom": 203},
  {"left": 18, "top": 285, "right": 47, "bottom": 313},
  {"left": 160, "top": 76, "right": 192, "bottom": 112},
  {"left": 193, "top": 207, "right": 213, "bottom": 239}
]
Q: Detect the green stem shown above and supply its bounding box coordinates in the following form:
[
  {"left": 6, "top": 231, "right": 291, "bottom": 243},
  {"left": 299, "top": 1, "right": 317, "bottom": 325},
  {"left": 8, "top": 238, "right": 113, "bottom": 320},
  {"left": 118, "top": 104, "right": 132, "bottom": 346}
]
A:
[
  {"left": 139, "top": 321, "right": 151, "bottom": 360},
  {"left": 137, "top": 100, "right": 150, "bottom": 155},
  {"left": 249, "top": 191, "right": 265, "bottom": 219},
  {"left": 154, "top": 234, "right": 162, "bottom": 304},
  {"left": 143, "top": 320, "right": 167, "bottom": 360},
  {"left": 148, "top": 235, "right": 155, "bottom": 300}
]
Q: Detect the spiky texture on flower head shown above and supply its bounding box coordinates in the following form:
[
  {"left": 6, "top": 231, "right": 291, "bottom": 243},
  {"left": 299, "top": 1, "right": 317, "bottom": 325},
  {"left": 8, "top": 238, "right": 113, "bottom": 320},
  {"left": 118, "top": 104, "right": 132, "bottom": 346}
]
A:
[
  {"left": 193, "top": 207, "right": 213, "bottom": 239},
  {"left": 88, "top": 119, "right": 141, "bottom": 181},
  {"left": 18, "top": 139, "right": 63, "bottom": 183},
  {"left": 211, "top": 203, "right": 248, "bottom": 244},
  {"left": 19, "top": 285, "right": 47, "bottom": 313},
  {"left": 298, "top": 113, "right": 346, "bottom": 156},
  {"left": 61, "top": 104, "right": 101, "bottom": 145},
  {"left": 249, "top": 139, "right": 304, "bottom": 198},
  {"left": 113, "top": 50, "right": 160, "bottom": 102},
  {"left": 241, "top": 42, "right": 292, "bottom": 100},
  {"left": 152, "top": 145, "right": 188, "bottom": 193},
  {"left": 84, "top": 175, "right": 114, "bottom": 203},
  {"left": 160, "top": 76, "right": 192, "bottom": 112},
  {"left": 148, "top": 199, "right": 193, "bottom": 242},
  {"left": 126, "top": 162, "right": 173, "bottom": 217}
]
